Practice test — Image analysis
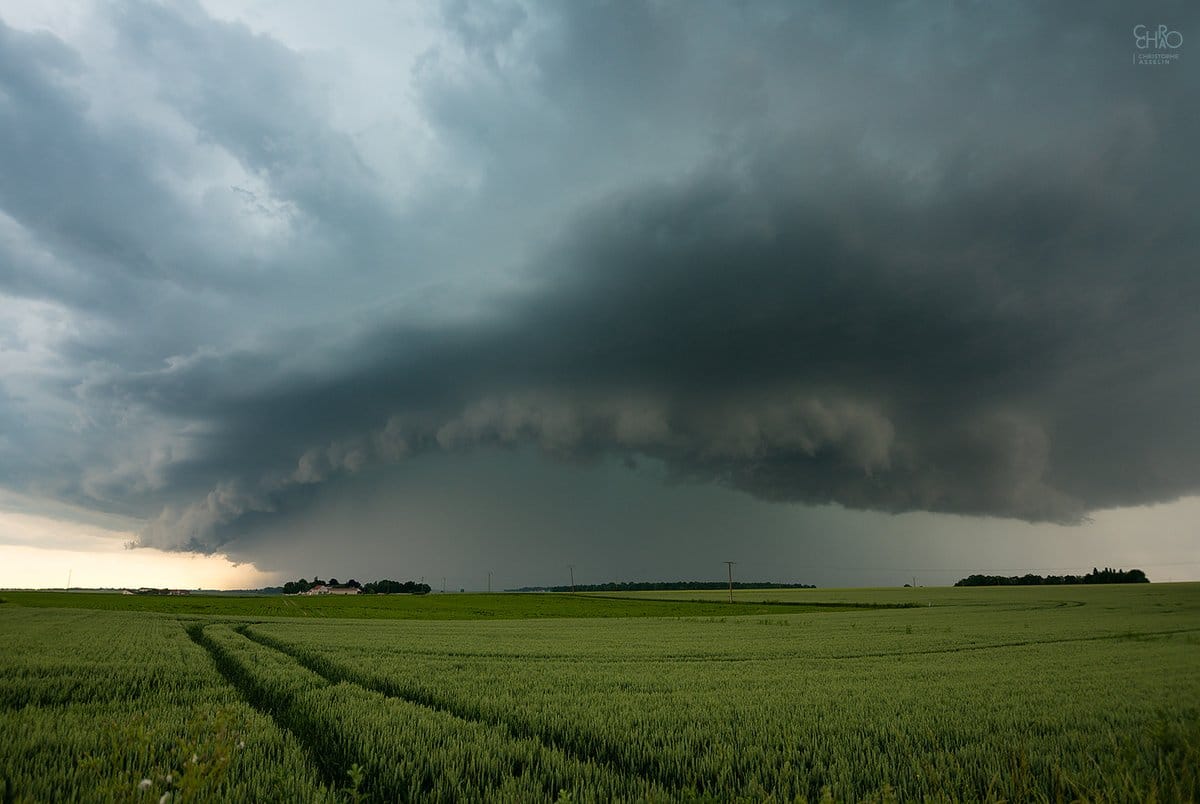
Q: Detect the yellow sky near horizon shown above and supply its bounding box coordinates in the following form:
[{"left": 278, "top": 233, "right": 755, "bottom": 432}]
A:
[
  {"left": 1, "top": 493, "right": 1197, "bottom": 590},
  {"left": 0, "top": 508, "right": 279, "bottom": 590}
]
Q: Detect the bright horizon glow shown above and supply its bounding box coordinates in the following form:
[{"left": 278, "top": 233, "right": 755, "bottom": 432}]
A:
[
  {"left": 1, "top": 496, "right": 1197, "bottom": 590},
  {"left": 0, "top": 509, "right": 280, "bottom": 590}
]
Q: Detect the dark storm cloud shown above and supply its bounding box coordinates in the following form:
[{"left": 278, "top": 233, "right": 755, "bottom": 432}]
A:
[
  {"left": 0, "top": 2, "right": 1197, "bottom": 555},
  {"left": 0, "top": 18, "right": 180, "bottom": 310},
  {"left": 111, "top": 2, "right": 387, "bottom": 244},
  {"left": 139, "top": 129, "right": 1199, "bottom": 548}
]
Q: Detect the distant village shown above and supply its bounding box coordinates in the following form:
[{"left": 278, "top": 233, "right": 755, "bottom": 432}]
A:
[
  {"left": 297, "top": 583, "right": 361, "bottom": 596},
  {"left": 113, "top": 578, "right": 432, "bottom": 596},
  {"left": 122, "top": 588, "right": 191, "bottom": 596},
  {"left": 282, "top": 578, "right": 432, "bottom": 596}
]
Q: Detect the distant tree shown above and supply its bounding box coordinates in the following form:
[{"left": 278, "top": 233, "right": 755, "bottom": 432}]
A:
[
  {"left": 361, "top": 579, "right": 431, "bottom": 595},
  {"left": 507, "top": 580, "right": 817, "bottom": 593},
  {"left": 328, "top": 578, "right": 339, "bottom": 587},
  {"left": 282, "top": 577, "right": 327, "bottom": 594},
  {"left": 955, "top": 568, "right": 1150, "bottom": 587}
]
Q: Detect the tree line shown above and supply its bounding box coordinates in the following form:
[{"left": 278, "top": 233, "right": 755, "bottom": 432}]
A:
[
  {"left": 954, "top": 567, "right": 1149, "bottom": 587},
  {"left": 510, "top": 581, "right": 817, "bottom": 593},
  {"left": 280, "top": 578, "right": 432, "bottom": 595}
]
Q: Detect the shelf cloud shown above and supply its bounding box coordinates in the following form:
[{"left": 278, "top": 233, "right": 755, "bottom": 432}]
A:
[{"left": 0, "top": 1, "right": 1196, "bottom": 567}]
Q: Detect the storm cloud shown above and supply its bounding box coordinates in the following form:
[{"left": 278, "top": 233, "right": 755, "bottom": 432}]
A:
[{"left": 1, "top": 1, "right": 1197, "bottom": 563}]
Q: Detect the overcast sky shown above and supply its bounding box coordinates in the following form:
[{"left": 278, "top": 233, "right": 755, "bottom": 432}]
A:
[{"left": 1, "top": 1, "right": 1197, "bottom": 590}]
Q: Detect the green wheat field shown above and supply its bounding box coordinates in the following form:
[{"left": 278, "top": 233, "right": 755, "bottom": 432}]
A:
[{"left": 1, "top": 584, "right": 1197, "bottom": 802}]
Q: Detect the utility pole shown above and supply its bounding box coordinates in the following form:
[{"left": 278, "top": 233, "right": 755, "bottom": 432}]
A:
[
  {"left": 724, "top": 561, "right": 736, "bottom": 603},
  {"left": 442, "top": 577, "right": 446, "bottom": 593},
  {"left": 67, "top": 568, "right": 72, "bottom": 590},
  {"left": 569, "top": 564, "right": 575, "bottom": 593},
  {"left": 488, "top": 570, "right": 492, "bottom": 594}
]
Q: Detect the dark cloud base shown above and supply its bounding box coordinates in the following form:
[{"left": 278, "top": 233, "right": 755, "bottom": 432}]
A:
[
  {"left": 142, "top": 137, "right": 1198, "bottom": 550},
  {"left": 0, "top": 2, "right": 1196, "bottom": 558}
]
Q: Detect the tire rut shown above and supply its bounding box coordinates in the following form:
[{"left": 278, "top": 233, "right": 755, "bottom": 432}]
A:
[
  {"left": 238, "top": 625, "right": 696, "bottom": 795},
  {"left": 830, "top": 626, "right": 1200, "bottom": 659},
  {"left": 184, "top": 622, "right": 348, "bottom": 799}
]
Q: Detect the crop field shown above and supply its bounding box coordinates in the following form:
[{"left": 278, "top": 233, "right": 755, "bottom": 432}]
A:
[
  {"left": 1, "top": 585, "right": 1198, "bottom": 802},
  {"left": 0, "top": 590, "right": 866, "bottom": 621}
]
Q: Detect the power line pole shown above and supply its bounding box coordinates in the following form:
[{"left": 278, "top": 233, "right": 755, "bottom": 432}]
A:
[
  {"left": 724, "top": 561, "right": 736, "bottom": 603},
  {"left": 442, "top": 577, "right": 446, "bottom": 593},
  {"left": 488, "top": 570, "right": 492, "bottom": 594},
  {"left": 569, "top": 564, "right": 575, "bottom": 593}
]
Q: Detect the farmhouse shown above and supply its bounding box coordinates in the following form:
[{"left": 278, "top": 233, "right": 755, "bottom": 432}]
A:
[
  {"left": 301, "top": 585, "right": 361, "bottom": 596},
  {"left": 122, "top": 588, "right": 191, "bottom": 596}
]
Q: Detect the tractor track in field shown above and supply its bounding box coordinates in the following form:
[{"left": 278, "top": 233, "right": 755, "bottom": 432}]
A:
[
  {"left": 195, "top": 618, "right": 1200, "bottom": 800},
  {"left": 237, "top": 625, "right": 700, "bottom": 796},
  {"left": 829, "top": 626, "right": 1200, "bottom": 659},
  {"left": 184, "top": 622, "right": 351, "bottom": 799}
]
